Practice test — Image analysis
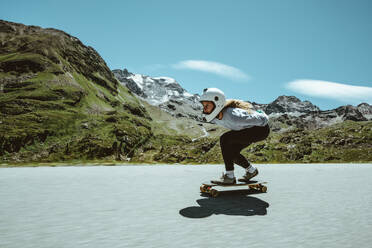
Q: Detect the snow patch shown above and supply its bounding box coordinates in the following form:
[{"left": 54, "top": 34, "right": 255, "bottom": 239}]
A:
[
  {"left": 152, "top": 77, "right": 176, "bottom": 84},
  {"left": 128, "top": 74, "right": 144, "bottom": 90}
]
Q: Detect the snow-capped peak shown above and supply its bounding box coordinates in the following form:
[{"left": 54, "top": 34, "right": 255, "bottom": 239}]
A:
[
  {"left": 152, "top": 77, "right": 177, "bottom": 84},
  {"left": 112, "top": 69, "right": 203, "bottom": 120}
]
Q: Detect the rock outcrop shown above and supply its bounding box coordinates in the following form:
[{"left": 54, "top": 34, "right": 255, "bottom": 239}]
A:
[
  {"left": 113, "top": 69, "right": 203, "bottom": 121},
  {"left": 113, "top": 69, "right": 372, "bottom": 133}
]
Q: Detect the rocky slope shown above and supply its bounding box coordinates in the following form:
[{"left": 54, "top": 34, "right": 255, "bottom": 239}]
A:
[
  {"left": 113, "top": 69, "right": 203, "bottom": 120},
  {"left": 111, "top": 69, "right": 371, "bottom": 163},
  {"left": 0, "top": 20, "right": 175, "bottom": 163},
  {"left": 113, "top": 69, "right": 371, "bottom": 133},
  {"left": 1, "top": 20, "right": 370, "bottom": 164},
  {"left": 252, "top": 96, "right": 371, "bottom": 132}
]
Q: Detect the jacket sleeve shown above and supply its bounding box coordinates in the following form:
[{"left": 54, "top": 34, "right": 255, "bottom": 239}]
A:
[{"left": 230, "top": 109, "right": 269, "bottom": 127}]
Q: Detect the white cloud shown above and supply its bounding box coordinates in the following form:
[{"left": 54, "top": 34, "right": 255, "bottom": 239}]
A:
[
  {"left": 287, "top": 79, "right": 372, "bottom": 104},
  {"left": 173, "top": 60, "right": 250, "bottom": 81}
]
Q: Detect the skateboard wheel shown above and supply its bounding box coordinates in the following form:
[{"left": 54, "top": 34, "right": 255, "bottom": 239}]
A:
[
  {"left": 200, "top": 185, "right": 208, "bottom": 193},
  {"left": 261, "top": 186, "right": 267, "bottom": 193},
  {"left": 249, "top": 185, "right": 257, "bottom": 190},
  {"left": 210, "top": 189, "right": 219, "bottom": 197}
]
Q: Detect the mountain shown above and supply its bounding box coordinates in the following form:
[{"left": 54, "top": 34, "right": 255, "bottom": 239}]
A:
[
  {"left": 258, "top": 95, "right": 320, "bottom": 114},
  {"left": 0, "top": 19, "right": 222, "bottom": 164},
  {"left": 1, "top": 20, "right": 371, "bottom": 164},
  {"left": 252, "top": 96, "right": 370, "bottom": 132},
  {"left": 112, "top": 69, "right": 371, "bottom": 163},
  {"left": 113, "top": 69, "right": 372, "bottom": 132},
  {"left": 113, "top": 69, "right": 203, "bottom": 120},
  {"left": 0, "top": 20, "right": 156, "bottom": 162}
]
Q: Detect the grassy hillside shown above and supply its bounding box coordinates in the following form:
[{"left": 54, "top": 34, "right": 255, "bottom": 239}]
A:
[
  {"left": 0, "top": 20, "right": 371, "bottom": 166},
  {"left": 0, "top": 20, "right": 152, "bottom": 163},
  {"left": 242, "top": 120, "right": 372, "bottom": 163},
  {"left": 136, "top": 120, "right": 371, "bottom": 164},
  {"left": 0, "top": 20, "right": 219, "bottom": 165}
]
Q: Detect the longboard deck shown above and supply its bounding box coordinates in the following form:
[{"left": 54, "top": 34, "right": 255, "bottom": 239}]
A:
[
  {"left": 202, "top": 180, "right": 267, "bottom": 187},
  {"left": 200, "top": 180, "right": 268, "bottom": 197}
]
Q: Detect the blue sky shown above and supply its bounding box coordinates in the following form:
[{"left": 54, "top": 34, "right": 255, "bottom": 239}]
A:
[{"left": 1, "top": 0, "right": 372, "bottom": 110}]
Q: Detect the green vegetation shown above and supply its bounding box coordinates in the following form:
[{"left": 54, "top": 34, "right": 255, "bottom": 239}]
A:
[
  {"left": 1, "top": 20, "right": 371, "bottom": 166},
  {"left": 239, "top": 121, "right": 372, "bottom": 163}
]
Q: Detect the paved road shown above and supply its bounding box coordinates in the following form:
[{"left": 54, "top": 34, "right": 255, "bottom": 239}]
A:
[{"left": 0, "top": 164, "right": 371, "bottom": 248}]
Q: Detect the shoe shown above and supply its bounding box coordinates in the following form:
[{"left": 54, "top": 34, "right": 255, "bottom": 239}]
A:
[
  {"left": 238, "top": 168, "right": 259, "bottom": 182},
  {"left": 211, "top": 173, "right": 236, "bottom": 185}
]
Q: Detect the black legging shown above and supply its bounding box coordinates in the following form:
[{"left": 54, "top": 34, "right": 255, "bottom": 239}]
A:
[{"left": 220, "top": 124, "right": 270, "bottom": 171}]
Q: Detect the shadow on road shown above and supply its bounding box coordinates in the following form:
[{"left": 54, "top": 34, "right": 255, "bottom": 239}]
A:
[{"left": 179, "top": 189, "right": 270, "bottom": 218}]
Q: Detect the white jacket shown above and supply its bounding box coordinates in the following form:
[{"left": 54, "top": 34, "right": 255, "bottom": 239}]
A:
[{"left": 211, "top": 107, "right": 269, "bottom": 131}]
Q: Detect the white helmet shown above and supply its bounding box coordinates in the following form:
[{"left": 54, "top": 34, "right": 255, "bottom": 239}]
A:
[{"left": 199, "top": 88, "right": 226, "bottom": 122}]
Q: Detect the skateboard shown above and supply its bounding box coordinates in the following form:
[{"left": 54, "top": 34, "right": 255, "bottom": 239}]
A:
[{"left": 200, "top": 180, "right": 268, "bottom": 197}]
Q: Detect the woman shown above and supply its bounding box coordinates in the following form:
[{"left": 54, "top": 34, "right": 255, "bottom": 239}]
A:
[{"left": 199, "top": 88, "right": 270, "bottom": 184}]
